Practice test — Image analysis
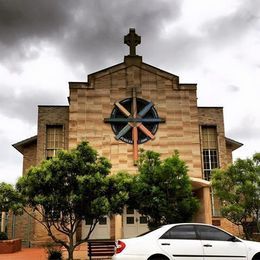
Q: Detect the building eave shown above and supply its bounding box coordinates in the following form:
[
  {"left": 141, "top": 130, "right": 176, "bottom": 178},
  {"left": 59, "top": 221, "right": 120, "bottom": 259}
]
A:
[
  {"left": 198, "top": 106, "right": 223, "bottom": 109},
  {"left": 12, "top": 135, "right": 37, "bottom": 154},
  {"left": 225, "top": 137, "right": 243, "bottom": 151}
]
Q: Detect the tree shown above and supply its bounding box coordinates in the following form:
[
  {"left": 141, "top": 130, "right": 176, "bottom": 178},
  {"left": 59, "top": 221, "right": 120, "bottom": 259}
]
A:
[
  {"left": 0, "top": 182, "right": 21, "bottom": 213},
  {"left": 16, "top": 142, "right": 132, "bottom": 260},
  {"left": 130, "top": 150, "right": 199, "bottom": 230},
  {"left": 0, "top": 182, "right": 22, "bottom": 233},
  {"left": 211, "top": 153, "right": 260, "bottom": 240}
]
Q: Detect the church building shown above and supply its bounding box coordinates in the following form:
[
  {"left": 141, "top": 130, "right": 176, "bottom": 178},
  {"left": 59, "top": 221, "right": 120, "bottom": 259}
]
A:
[{"left": 11, "top": 29, "right": 242, "bottom": 246}]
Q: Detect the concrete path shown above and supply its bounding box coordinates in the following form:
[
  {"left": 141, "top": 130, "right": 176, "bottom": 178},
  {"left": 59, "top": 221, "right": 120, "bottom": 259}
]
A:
[
  {"left": 0, "top": 243, "right": 89, "bottom": 260},
  {"left": 0, "top": 248, "right": 46, "bottom": 260}
]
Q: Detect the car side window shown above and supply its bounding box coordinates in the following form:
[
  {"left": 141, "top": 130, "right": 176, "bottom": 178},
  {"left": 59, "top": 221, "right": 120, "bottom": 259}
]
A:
[
  {"left": 160, "top": 225, "right": 197, "bottom": 240},
  {"left": 196, "top": 225, "right": 233, "bottom": 241}
]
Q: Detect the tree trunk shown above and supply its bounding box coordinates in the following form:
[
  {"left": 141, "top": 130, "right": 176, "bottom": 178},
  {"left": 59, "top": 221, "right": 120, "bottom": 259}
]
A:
[
  {"left": 67, "top": 248, "right": 74, "bottom": 260},
  {"left": 242, "top": 223, "right": 253, "bottom": 240},
  {"left": 67, "top": 234, "right": 75, "bottom": 260}
]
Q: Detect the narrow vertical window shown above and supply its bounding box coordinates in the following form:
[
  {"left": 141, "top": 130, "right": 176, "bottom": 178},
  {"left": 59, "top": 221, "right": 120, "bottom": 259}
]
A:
[
  {"left": 46, "top": 125, "right": 64, "bottom": 159},
  {"left": 201, "top": 126, "right": 219, "bottom": 181},
  {"left": 201, "top": 126, "right": 220, "bottom": 216}
]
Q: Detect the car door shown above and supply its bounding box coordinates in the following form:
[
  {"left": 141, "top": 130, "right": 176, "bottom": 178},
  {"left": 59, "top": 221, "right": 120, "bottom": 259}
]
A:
[
  {"left": 158, "top": 224, "right": 204, "bottom": 260},
  {"left": 196, "top": 225, "right": 247, "bottom": 260}
]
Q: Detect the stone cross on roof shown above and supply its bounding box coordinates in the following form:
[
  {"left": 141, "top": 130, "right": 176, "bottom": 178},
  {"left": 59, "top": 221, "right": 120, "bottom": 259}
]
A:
[{"left": 124, "top": 28, "right": 141, "bottom": 56}]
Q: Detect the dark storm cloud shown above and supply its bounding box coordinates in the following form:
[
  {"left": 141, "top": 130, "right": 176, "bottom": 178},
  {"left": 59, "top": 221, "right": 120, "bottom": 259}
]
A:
[
  {"left": 0, "top": 87, "right": 67, "bottom": 123},
  {"left": 0, "top": 0, "right": 74, "bottom": 70},
  {"left": 1, "top": 0, "right": 259, "bottom": 73},
  {"left": 0, "top": 0, "right": 71, "bottom": 41},
  {"left": 0, "top": 0, "right": 181, "bottom": 72},
  {"left": 57, "top": 0, "right": 181, "bottom": 71}
]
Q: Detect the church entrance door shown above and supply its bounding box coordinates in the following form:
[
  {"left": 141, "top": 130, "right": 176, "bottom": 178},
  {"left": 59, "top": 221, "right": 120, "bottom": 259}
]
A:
[
  {"left": 82, "top": 216, "right": 110, "bottom": 240},
  {"left": 123, "top": 207, "right": 149, "bottom": 238}
]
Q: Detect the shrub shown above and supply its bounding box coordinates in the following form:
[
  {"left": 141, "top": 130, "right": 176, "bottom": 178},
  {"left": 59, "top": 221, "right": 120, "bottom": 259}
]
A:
[
  {"left": 46, "top": 246, "right": 63, "bottom": 260},
  {"left": 0, "top": 232, "right": 8, "bottom": 240}
]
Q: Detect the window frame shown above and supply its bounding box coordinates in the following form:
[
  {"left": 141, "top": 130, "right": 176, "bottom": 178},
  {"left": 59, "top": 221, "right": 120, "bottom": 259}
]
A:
[
  {"left": 160, "top": 224, "right": 199, "bottom": 240},
  {"left": 195, "top": 225, "right": 236, "bottom": 242},
  {"left": 202, "top": 149, "right": 219, "bottom": 180},
  {"left": 201, "top": 125, "right": 219, "bottom": 181},
  {"left": 159, "top": 224, "right": 240, "bottom": 242},
  {"left": 45, "top": 124, "right": 64, "bottom": 159}
]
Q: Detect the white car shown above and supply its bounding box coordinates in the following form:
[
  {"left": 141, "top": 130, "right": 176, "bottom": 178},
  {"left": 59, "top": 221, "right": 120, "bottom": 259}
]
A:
[{"left": 113, "top": 223, "right": 260, "bottom": 260}]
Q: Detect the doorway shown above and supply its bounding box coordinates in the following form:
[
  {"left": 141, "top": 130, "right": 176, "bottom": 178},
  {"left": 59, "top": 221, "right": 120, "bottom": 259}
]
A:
[{"left": 123, "top": 207, "right": 149, "bottom": 238}]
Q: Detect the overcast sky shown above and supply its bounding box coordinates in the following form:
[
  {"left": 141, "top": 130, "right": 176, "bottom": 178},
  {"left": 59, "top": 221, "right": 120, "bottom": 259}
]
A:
[{"left": 0, "top": 0, "right": 259, "bottom": 184}]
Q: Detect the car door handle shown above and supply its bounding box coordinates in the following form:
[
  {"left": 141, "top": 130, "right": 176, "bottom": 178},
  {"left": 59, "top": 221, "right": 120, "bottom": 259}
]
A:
[
  {"left": 161, "top": 243, "right": 170, "bottom": 246},
  {"left": 203, "top": 244, "right": 212, "bottom": 247}
]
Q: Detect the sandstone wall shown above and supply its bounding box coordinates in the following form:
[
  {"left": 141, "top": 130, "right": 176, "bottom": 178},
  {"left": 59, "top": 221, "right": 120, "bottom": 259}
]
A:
[{"left": 69, "top": 62, "right": 203, "bottom": 178}]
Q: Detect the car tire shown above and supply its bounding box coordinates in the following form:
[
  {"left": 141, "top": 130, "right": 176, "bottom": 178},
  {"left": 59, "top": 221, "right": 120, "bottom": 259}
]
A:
[
  {"left": 253, "top": 254, "right": 260, "bottom": 260},
  {"left": 148, "top": 255, "right": 169, "bottom": 260}
]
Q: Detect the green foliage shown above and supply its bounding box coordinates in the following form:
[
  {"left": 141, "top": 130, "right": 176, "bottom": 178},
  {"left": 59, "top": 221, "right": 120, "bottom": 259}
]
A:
[
  {"left": 15, "top": 141, "right": 132, "bottom": 260},
  {"left": 212, "top": 153, "right": 260, "bottom": 240},
  {"left": 107, "top": 171, "right": 134, "bottom": 214},
  {"left": 0, "top": 182, "right": 22, "bottom": 214},
  {"left": 0, "top": 232, "right": 8, "bottom": 240},
  {"left": 131, "top": 150, "right": 199, "bottom": 230}
]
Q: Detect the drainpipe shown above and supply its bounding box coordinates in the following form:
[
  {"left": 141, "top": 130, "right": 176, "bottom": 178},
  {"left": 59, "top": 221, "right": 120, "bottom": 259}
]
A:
[{"left": 12, "top": 213, "right": 16, "bottom": 239}]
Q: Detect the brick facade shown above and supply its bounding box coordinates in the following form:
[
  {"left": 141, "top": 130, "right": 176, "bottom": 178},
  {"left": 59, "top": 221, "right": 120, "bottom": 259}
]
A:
[
  {"left": 198, "top": 107, "right": 228, "bottom": 167},
  {"left": 37, "top": 106, "right": 69, "bottom": 163}
]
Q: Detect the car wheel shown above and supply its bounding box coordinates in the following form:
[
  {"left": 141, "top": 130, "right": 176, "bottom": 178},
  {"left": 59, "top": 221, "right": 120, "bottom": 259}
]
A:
[
  {"left": 253, "top": 253, "right": 260, "bottom": 260},
  {"left": 148, "top": 254, "right": 169, "bottom": 260}
]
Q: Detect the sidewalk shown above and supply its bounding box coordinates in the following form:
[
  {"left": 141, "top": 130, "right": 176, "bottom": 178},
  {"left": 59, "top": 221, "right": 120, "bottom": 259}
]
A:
[
  {"left": 0, "top": 248, "right": 46, "bottom": 260},
  {"left": 0, "top": 243, "right": 88, "bottom": 260}
]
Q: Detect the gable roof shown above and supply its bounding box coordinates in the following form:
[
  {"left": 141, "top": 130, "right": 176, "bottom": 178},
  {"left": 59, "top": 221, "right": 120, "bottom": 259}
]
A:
[
  {"left": 225, "top": 137, "right": 243, "bottom": 151},
  {"left": 13, "top": 135, "right": 37, "bottom": 154},
  {"left": 69, "top": 57, "right": 198, "bottom": 91},
  {"left": 87, "top": 57, "right": 180, "bottom": 83}
]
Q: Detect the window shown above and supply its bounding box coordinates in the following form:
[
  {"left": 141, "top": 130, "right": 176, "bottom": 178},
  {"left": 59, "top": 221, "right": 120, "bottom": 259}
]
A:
[
  {"left": 139, "top": 216, "right": 148, "bottom": 224},
  {"left": 202, "top": 150, "right": 218, "bottom": 180},
  {"left": 201, "top": 126, "right": 219, "bottom": 181},
  {"left": 160, "top": 225, "right": 197, "bottom": 240},
  {"left": 196, "top": 225, "right": 233, "bottom": 241},
  {"left": 46, "top": 125, "right": 64, "bottom": 159},
  {"left": 126, "top": 217, "right": 135, "bottom": 224},
  {"left": 201, "top": 126, "right": 221, "bottom": 216},
  {"left": 98, "top": 217, "right": 107, "bottom": 225}
]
